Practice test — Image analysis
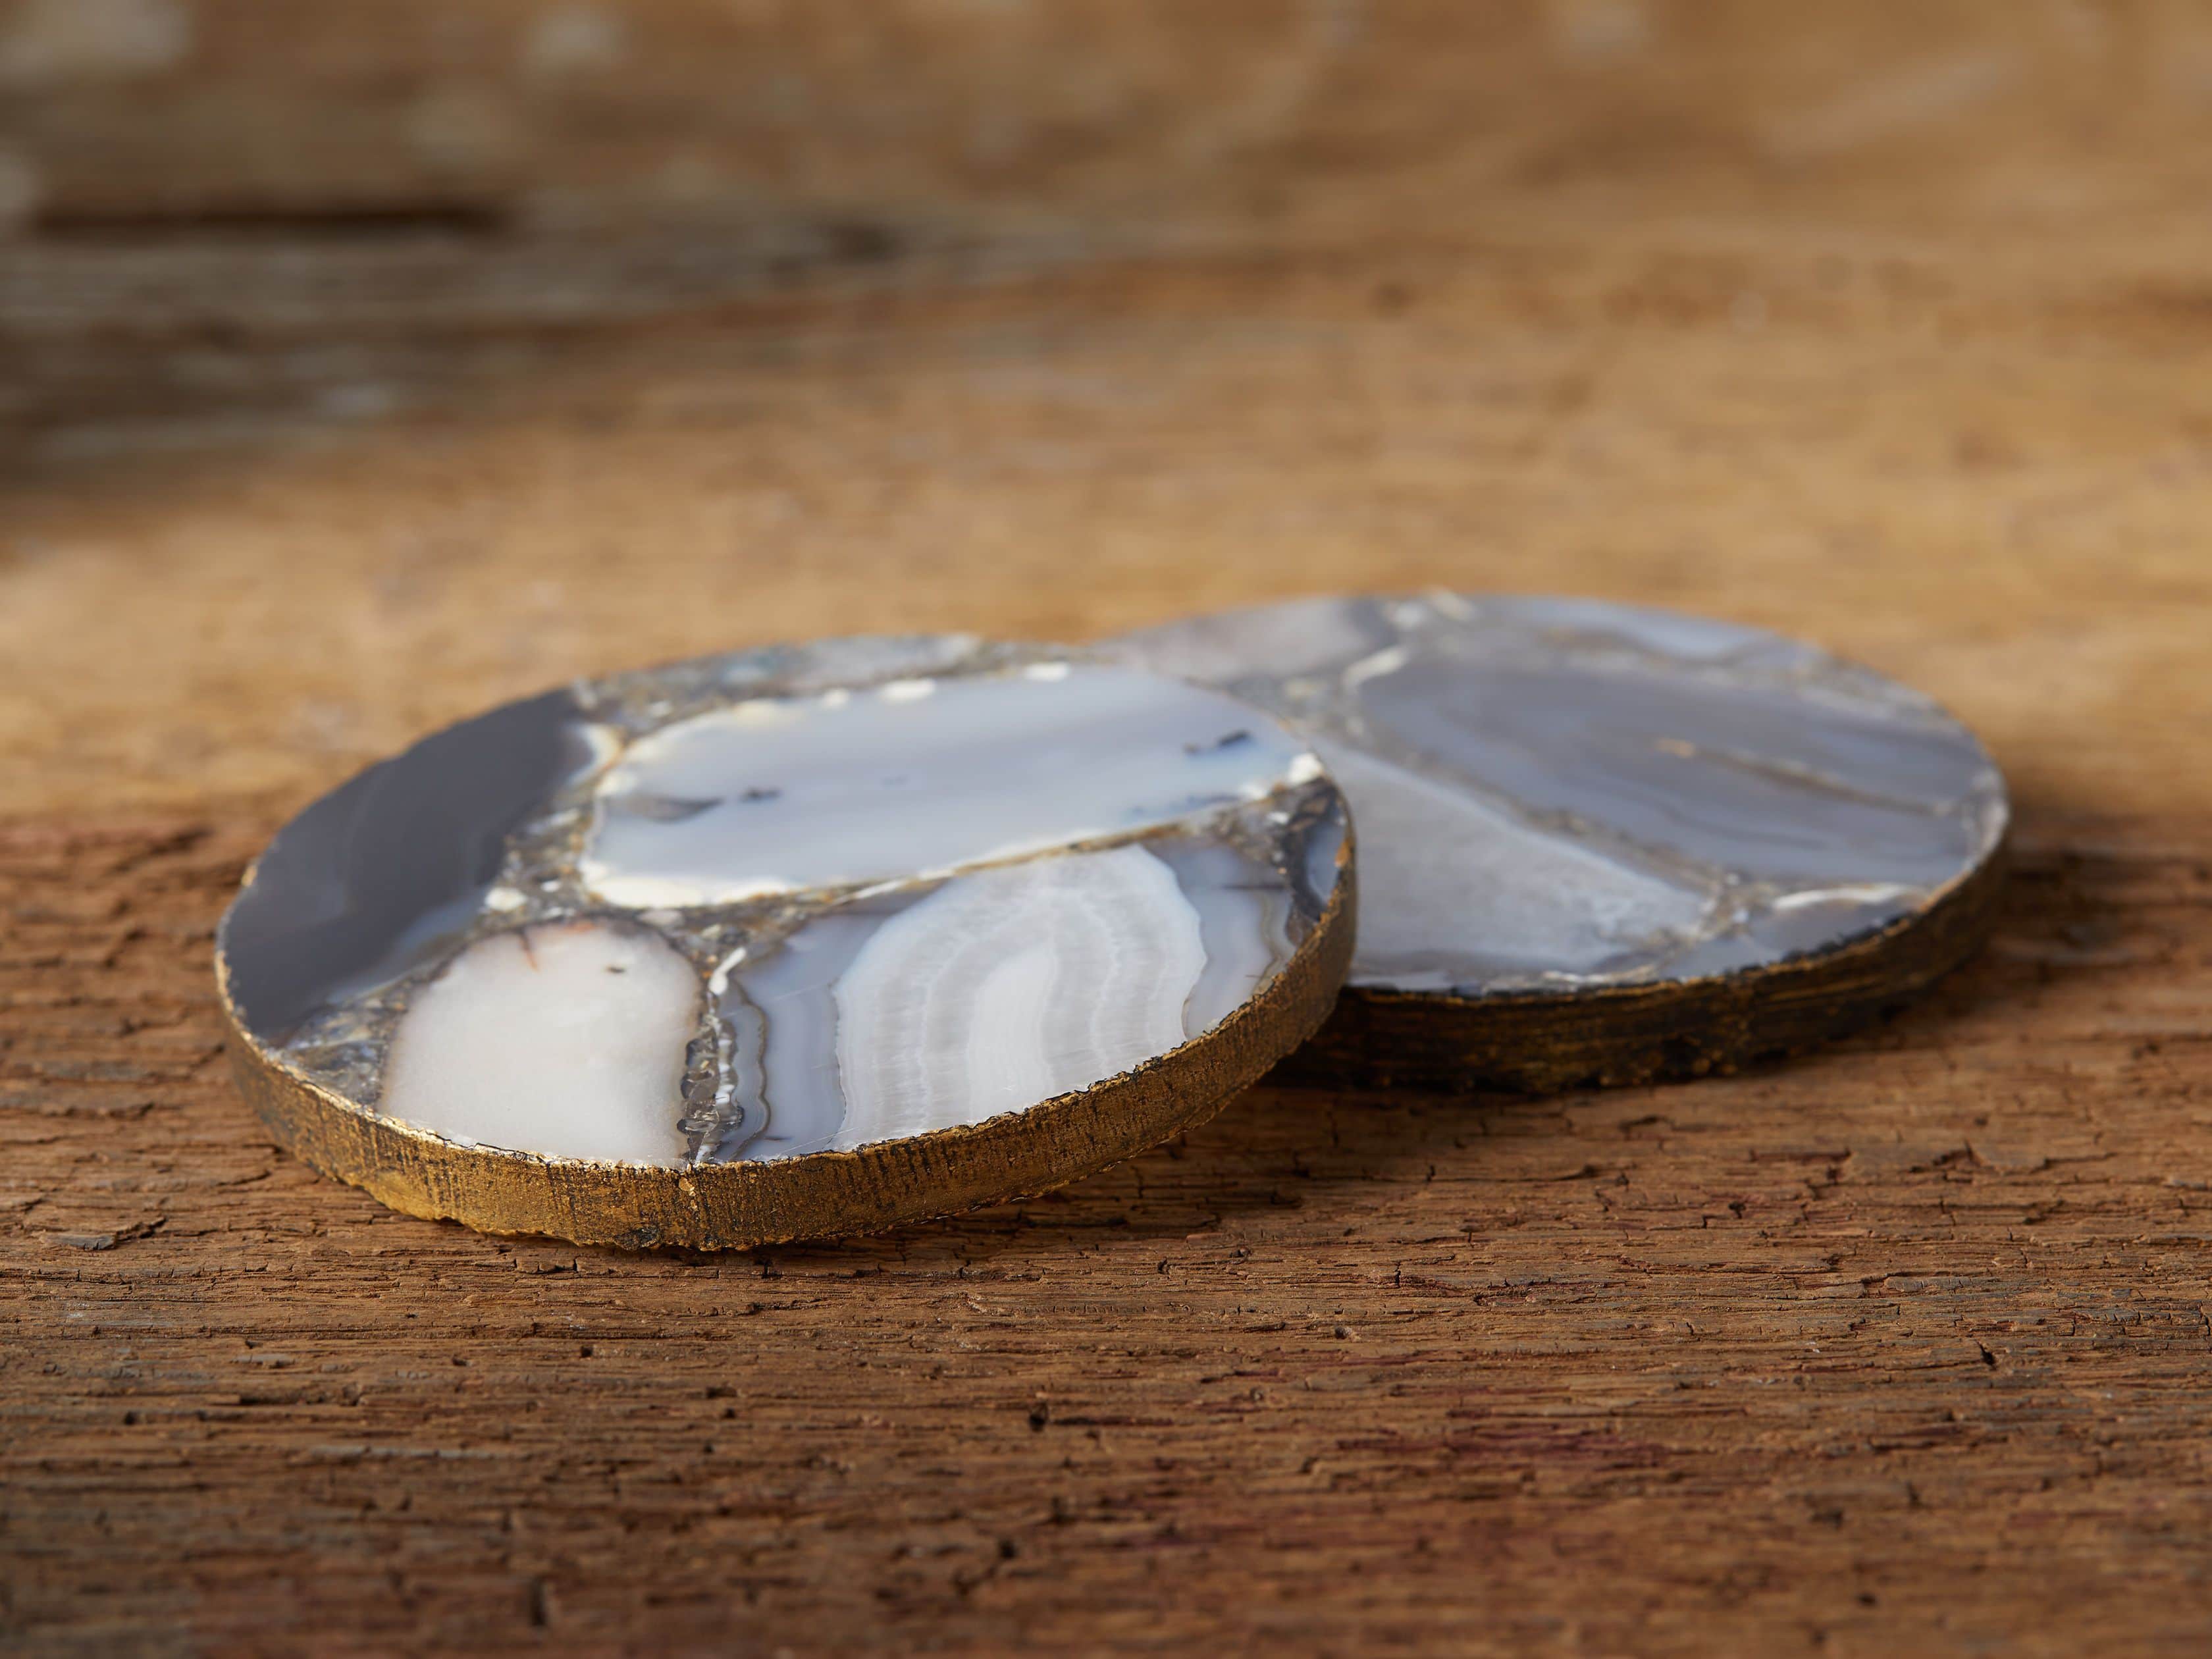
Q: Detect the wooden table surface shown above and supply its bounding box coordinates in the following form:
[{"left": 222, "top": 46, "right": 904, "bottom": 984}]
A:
[{"left": 7, "top": 5, "right": 2212, "bottom": 1653}]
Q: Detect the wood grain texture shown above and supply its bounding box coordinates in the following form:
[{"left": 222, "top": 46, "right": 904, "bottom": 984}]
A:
[{"left": 7, "top": 3, "right": 2212, "bottom": 1653}]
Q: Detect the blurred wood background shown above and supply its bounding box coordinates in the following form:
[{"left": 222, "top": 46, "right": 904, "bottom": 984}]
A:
[{"left": 6, "top": 2, "right": 2212, "bottom": 1652}]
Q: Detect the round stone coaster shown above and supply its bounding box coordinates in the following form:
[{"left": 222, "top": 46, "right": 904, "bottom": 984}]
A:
[
  {"left": 217, "top": 636, "right": 1354, "bottom": 1248},
  {"left": 1115, "top": 594, "right": 2009, "bottom": 1091}
]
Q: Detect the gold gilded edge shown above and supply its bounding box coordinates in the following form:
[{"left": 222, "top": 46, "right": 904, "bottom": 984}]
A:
[{"left": 218, "top": 818, "right": 1357, "bottom": 1251}]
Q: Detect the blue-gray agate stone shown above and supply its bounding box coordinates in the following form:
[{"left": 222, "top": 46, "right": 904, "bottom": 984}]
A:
[
  {"left": 217, "top": 637, "right": 1348, "bottom": 1168},
  {"left": 1114, "top": 594, "right": 2008, "bottom": 1003}
]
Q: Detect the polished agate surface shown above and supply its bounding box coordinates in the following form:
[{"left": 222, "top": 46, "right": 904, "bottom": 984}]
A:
[
  {"left": 1115, "top": 594, "right": 2007, "bottom": 997},
  {"left": 218, "top": 639, "right": 1347, "bottom": 1167}
]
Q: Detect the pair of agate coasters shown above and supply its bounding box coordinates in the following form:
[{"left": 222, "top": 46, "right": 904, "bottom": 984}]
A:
[
  {"left": 217, "top": 598, "right": 2008, "bottom": 1251},
  {"left": 217, "top": 639, "right": 1354, "bottom": 1250},
  {"left": 1114, "top": 594, "right": 2011, "bottom": 1092}
]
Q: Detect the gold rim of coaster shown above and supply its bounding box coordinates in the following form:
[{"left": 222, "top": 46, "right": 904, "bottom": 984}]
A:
[
  {"left": 218, "top": 830, "right": 1356, "bottom": 1251},
  {"left": 1280, "top": 831, "right": 2007, "bottom": 1094}
]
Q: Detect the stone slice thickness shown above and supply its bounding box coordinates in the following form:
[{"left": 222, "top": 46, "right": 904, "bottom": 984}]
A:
[
  {"left": 217, "top": 639, "right": 1347, "bottom": 1180},
  {"left": 1114, "top": 593, "right": 2009, "bottom": 999}
]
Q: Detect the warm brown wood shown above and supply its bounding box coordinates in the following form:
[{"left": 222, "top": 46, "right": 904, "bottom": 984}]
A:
[{"left": 8, "top": 4, "right": 2212, "bottom": 1653}]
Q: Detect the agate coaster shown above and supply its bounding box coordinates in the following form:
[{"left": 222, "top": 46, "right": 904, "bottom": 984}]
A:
[
  {"left": 217, "top": 637, "right": 1354, "bottom": 1248},
  {"left": 1114, "top": 594, "right": 2008, "bottom": 1091}
]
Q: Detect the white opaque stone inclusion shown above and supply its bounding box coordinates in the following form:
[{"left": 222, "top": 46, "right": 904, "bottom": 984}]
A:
[
  {"left": 828, "top": 845, "right": 1207, "bottom": 1150},
  {"left": 579, "top": 663, "right": 1313, "bottom": 907},
  {"left": 379, "top": 921, "right": 700, "bottom": 1165}
]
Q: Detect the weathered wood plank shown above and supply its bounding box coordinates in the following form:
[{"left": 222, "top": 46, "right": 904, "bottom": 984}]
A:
[{"left": 7, "top": 5, "right": 2212, "bottom": 1652}]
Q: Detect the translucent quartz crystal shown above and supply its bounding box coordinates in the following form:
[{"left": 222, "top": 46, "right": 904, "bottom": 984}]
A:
[
  {"left": 828, "top": 845, "right": 1205, "bottom": 1149},
  {"left": 1114, "top": 594, "right": 2008, "bottom": 997},
  {"left": 706, "top": 833, "right": 1307, "bottom": 1161},
  {"left": 579, "top": 663, "right": 1309, "bottom": 907}
]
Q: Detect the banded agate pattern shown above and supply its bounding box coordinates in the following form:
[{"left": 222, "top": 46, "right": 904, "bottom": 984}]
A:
[
  {"left": 1115, "top": 594, "right": 2008, "bottom": 998},
  {"left": 217, "top": 639, "right": 1348, "bottom": 1168}
]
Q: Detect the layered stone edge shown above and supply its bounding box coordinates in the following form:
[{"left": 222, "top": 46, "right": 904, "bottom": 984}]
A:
[
  {"left": 217, "top": 818, "right": 1356, "bottom": 1249},
  {"left": 1285, "top": 827, "right": 2008, "bottom": 1093}
]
